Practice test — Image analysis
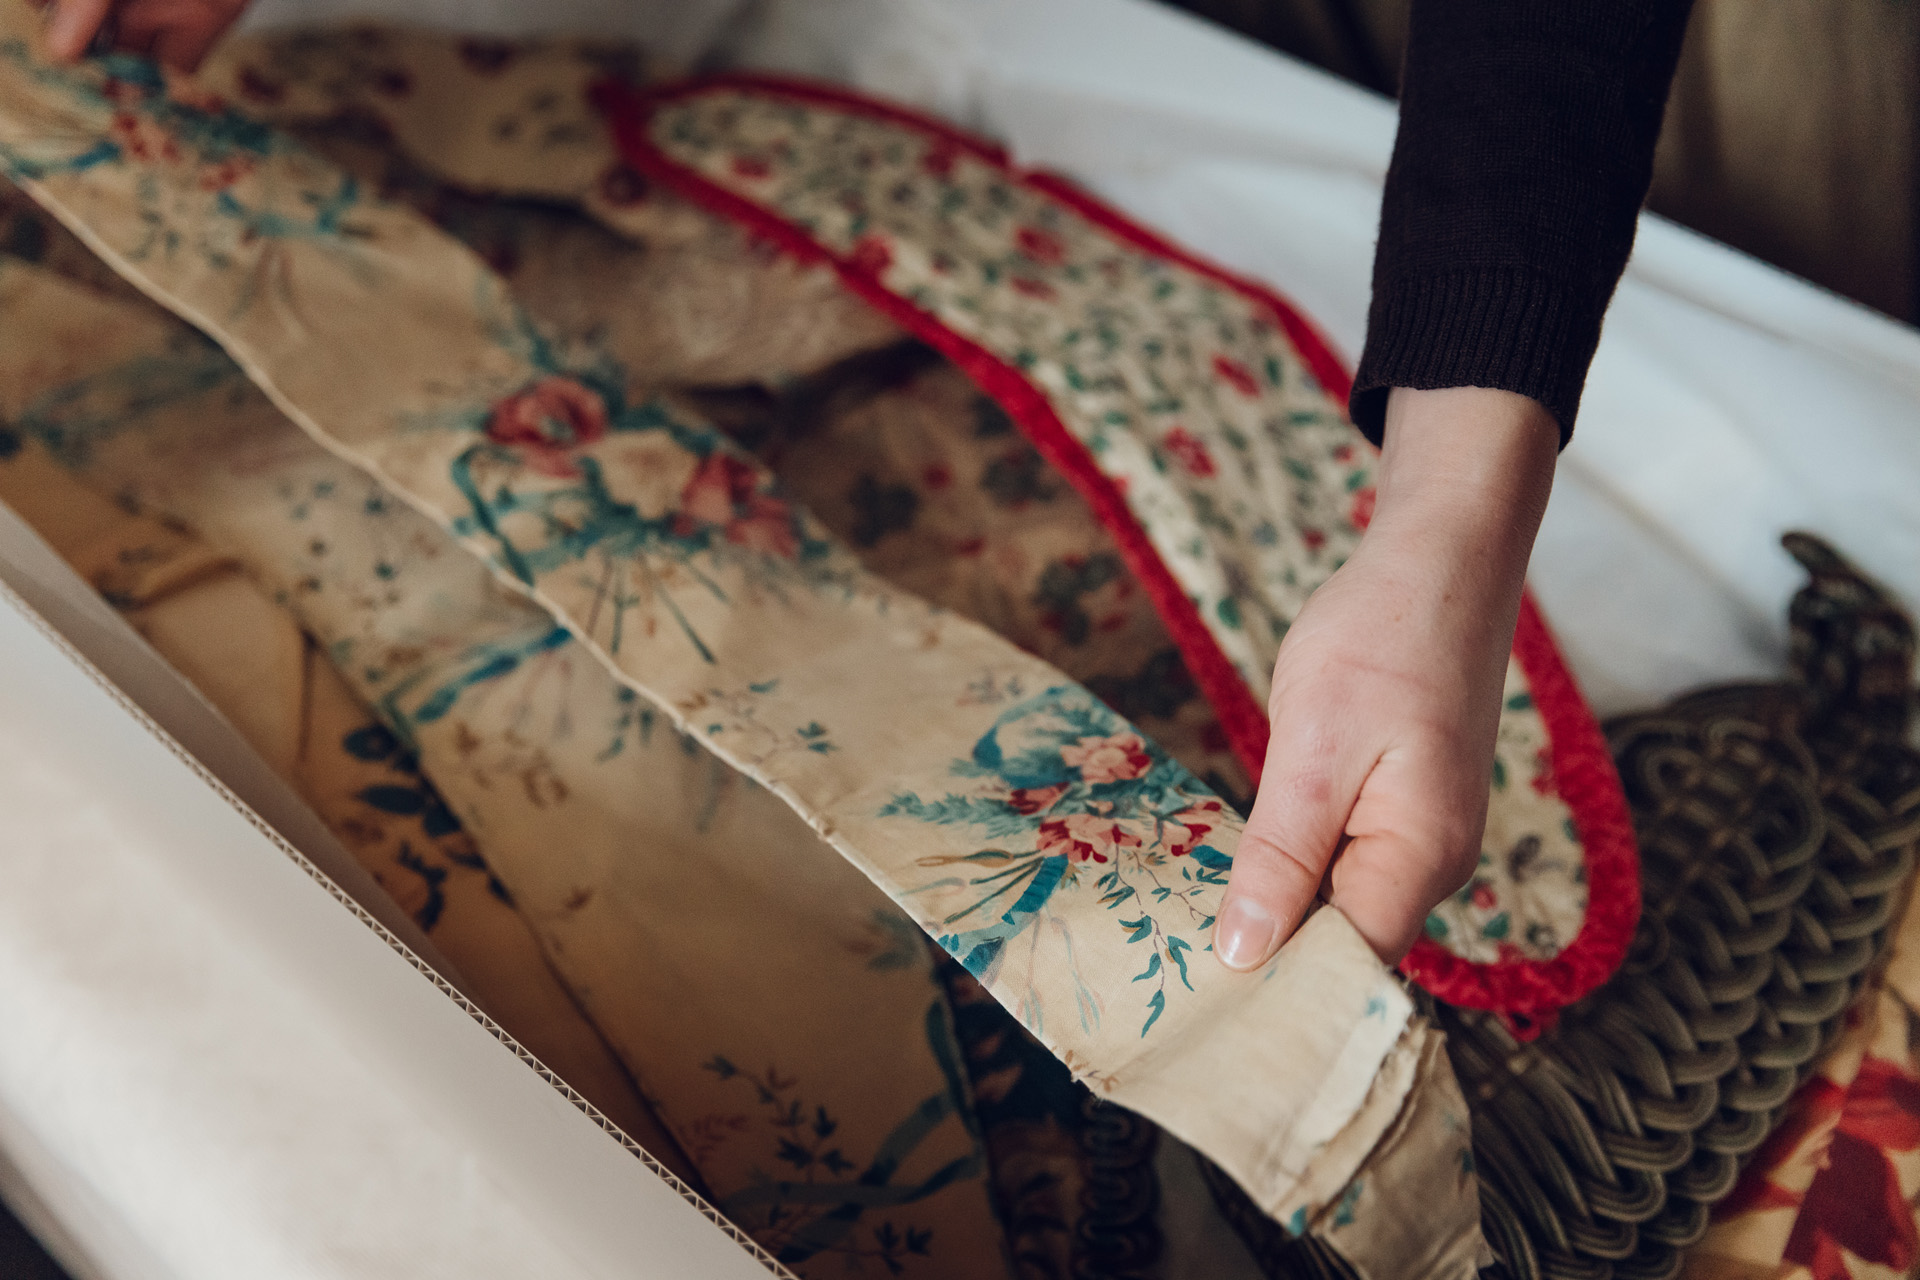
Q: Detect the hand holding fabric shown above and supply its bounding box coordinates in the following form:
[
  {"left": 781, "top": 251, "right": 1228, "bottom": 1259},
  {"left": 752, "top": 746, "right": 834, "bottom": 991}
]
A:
[{"left": 1216, "top": 386, "right": 1560, "bottom": 968}]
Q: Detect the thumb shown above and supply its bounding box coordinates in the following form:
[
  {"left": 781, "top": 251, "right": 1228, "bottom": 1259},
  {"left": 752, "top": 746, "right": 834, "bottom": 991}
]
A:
[
  {"left": 44, "top": 0, "right": 114, "bottom": 60},
  {"left": 1214, "top": 719, "right": 1362, "bottom": 971}
]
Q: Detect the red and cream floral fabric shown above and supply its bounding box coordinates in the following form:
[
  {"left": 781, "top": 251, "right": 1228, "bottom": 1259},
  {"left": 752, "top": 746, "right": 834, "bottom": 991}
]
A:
[
  {"left": 600, "top": 75, "right": 1635, "bottom": 1021},
  {"left": 190, "top": 26, "right": 1636, "bottom": 1020}
]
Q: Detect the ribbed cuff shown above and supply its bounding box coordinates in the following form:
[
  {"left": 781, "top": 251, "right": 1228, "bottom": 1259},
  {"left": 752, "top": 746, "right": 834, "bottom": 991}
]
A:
[{"left": 1347, "top": 266, "right": 1606, "bottom": 449}]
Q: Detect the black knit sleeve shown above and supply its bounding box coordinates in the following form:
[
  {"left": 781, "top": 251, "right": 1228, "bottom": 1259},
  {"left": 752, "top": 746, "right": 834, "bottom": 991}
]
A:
[{"left": 1348, "top": 0, "right": 1695, "bottom": 446}]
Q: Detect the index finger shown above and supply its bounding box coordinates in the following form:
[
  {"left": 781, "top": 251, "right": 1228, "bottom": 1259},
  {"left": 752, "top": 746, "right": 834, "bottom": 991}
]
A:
[{"left": 1214, "top": 722, "right": 1358, "bottom": 971}]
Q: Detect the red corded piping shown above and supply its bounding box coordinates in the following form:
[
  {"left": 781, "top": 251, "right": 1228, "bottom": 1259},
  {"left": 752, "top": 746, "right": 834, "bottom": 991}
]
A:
[
  {"left": 591, "top": 74, "right": 1640, "bottom": 1029},
  {"left": 1398, "top": 596, "right": 1639, "bottom": 1032}
]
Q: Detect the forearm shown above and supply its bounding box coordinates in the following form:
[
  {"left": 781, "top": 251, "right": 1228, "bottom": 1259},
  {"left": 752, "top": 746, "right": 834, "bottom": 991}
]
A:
[
  {"left": 1362, "top": 385, "right": 1559, "bottom": 766},
  {"left": 1369, "top": 385, "right": 1558, "bottom": 628},
  {"left": 1350, "top": 0, "right": 1696, "bottom": 444}
]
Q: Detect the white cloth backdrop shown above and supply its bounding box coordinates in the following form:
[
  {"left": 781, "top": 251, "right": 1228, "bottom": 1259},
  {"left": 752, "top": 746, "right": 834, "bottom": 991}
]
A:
[{"left": 5, "top": 0, "right": 1919, "bottom": 1275}]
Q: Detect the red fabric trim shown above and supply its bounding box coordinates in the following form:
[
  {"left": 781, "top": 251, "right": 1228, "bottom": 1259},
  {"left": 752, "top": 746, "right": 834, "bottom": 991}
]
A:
[
  {"left": 1400, "top": 597, "right": 1639, "bottom": 1035},
  {"left": 591, "top": 75, "right": 1640, "bottom": 1027},
  {"left": 594, "top": 75, "right": 1272, "bottom": 778}
]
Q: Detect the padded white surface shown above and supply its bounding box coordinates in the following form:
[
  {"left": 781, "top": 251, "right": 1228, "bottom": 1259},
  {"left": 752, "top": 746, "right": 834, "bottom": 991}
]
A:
[{"left": 0, "top": 522, "right": 773, "bottom": 1280}]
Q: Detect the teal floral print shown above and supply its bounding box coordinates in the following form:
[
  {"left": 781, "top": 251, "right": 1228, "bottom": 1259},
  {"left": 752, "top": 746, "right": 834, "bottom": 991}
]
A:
[
  {"left": 701, "top": 999, "right": 978, "bottom": 1272},
  {"left": 882, "top": 687, "right": 1228, "bottom": 1036}
]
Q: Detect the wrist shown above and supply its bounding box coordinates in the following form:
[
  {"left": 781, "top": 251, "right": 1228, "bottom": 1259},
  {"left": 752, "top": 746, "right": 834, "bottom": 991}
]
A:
[{"left": 1367, "top": 386, "right": 1559, "bottom": 571}]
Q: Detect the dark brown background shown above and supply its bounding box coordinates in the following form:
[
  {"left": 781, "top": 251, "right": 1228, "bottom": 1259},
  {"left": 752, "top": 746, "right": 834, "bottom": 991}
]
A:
[{"left": 1167, "top": 0, "right": 1920, "bottom": 323}]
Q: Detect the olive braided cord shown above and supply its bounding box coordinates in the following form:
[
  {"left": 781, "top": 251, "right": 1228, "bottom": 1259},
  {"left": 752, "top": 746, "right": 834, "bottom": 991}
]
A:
[{"left": 1204, "top": 534, "right": 1920, "bottom": 1280}]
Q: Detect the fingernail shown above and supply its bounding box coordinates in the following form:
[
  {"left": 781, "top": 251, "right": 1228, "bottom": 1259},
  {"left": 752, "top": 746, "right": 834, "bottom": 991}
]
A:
[{"left": 1216, "top": 894, "right": 1280, "bottom": 971}]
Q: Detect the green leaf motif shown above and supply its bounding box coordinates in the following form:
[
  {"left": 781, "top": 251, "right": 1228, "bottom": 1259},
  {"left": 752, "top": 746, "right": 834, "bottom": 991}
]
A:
[
  {"left": 1141, "top": 988, "right": 1167, "bottom": 1036},
  {"left": 1166, "top": 935, "right": 1195, "bottom": 990}
]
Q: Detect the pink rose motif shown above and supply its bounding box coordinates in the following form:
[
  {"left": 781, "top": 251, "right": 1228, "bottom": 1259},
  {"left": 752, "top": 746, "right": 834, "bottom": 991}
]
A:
[
  {"left": 1016, "top": 225, "right": 1066, "bottom": 266},
  {"left": 1061, "top": 731, "right": 1152, "bottom": 785},
  {"left": 1009, "top": 784, "right": 1068, "bottom": 815},
  {"left": 1164, "top": 798, "right": 1225, "bottom": 857},
  {"left": 1212, "top": 355, "right": 1260, "bottom": 398},
  {"left": 921, "top": 141, "right": 960, "bottom": 178},
  {"left": 724, "top": 496, "right": 800, "bottom": 559},
  {"left": 1037, "top": 814, "right": 1143, "bottom": 864},
  {"left": 676, "top": 454, "right": 801, "bottom": 560},
  {"left": 1470, "top": 882, "right": 1498, "bottom": 911},
  {"left": 1010, "top": 277, "right": 1057, "bottom": 301},
  {"left": 1530, "top": 746, "right": 1559, "bottom": 797},
  {"left": 730, "top": 154, "right": 772, "bottom": 180},
  {"left": 678, "top": 453, "right": 759, "bottom": 526},
  {"left": 196, "top": 154, "right": 258, "bottom": 192},
  {"left": 1162, "top": 427, "right": 1217, "bottom": 479},
  {"left": 484, "top": 376, "right": 609, "bottom": 478},
  {"left": 109, "top": 111, "right": 182, "bottom": 166},
  {"left": 1350, "top": 485, "right": 1377, "bottom": 530},
  {"left": 849, "top": 234, "right": 893, "bottom": 277}
]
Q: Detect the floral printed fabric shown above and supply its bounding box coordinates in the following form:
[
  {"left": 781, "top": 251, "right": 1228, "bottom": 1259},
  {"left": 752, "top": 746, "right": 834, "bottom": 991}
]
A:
[
  {"left": 0, "top": 424, "right": 696, "bottom": 1182},
  {"left": 599, "top": 75, "right": 1637, "bottom": 1019},
  {"left": 192, "top": 28, "right": 904, "bottom": 388},
  {"left": 0, "top": 250, "right": 1000, "bottom": 1278},
  {"left": 686, "top": 348, "right": 1256, "bottom": 809},
  {"left": 0, "top": 12, "right": 1484, "bottom": 1278},
  {"left": 198, "top": 29, "right": 1257, "bottom": 822},
  {"left": 195, "top": 20, "right": 1632, "bottom": 1023}
]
